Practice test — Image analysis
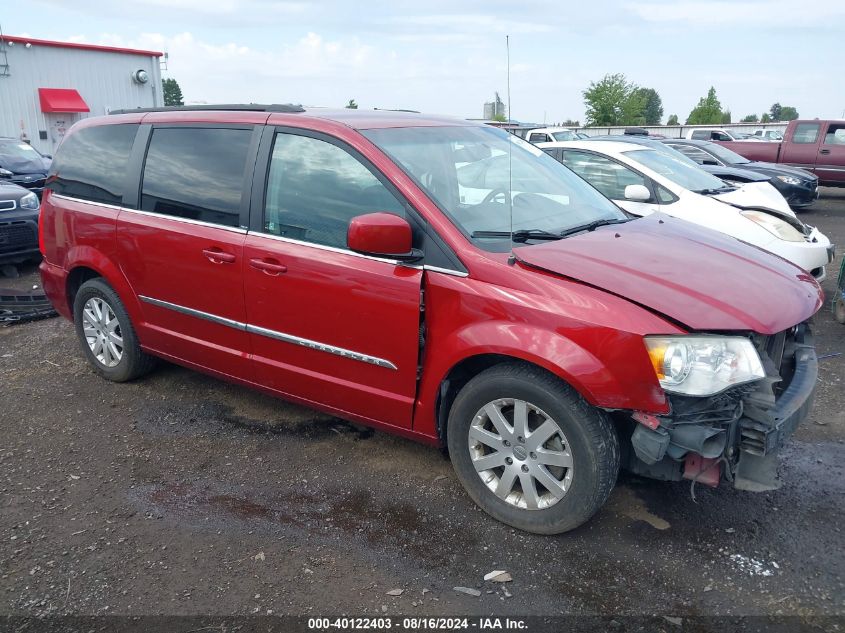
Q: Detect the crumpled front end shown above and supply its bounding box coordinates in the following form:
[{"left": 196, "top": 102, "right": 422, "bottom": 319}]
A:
[{"left": 622, "top": 323, "right": 817, "bottom": 490}]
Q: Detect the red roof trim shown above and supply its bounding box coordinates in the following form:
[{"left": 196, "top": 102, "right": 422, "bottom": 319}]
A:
[
  {"left": 3, "top": 35, "right": 163, "bottom": 57},
  {"left": 38, "top": 88, "right": 90, "bottom": 113}
]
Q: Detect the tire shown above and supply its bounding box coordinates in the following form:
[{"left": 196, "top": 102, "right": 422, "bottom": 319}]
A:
[
  {"left": 834, "top": 291, "right": 845, "bottom": 325},
  {"left": 73, "top": 278, "right": 155, "bottom": 382},
  {"left": 447, "top": 363, "right": 619, "bottom": 534}
]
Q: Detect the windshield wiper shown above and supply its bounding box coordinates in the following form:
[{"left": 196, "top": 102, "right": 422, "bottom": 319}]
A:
[
  {"left": 558, "top": 218, "right": 629, "bottom": 238},
  {"left": 695, "top": 186, "right": 736, "bottom": 195},
  {"left": 471, "top": 229, "right": 563, "bottom": 243}
]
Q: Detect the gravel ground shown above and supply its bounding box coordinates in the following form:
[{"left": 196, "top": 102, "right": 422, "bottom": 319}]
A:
[{"left": 1, "top": 189, "right": 843, "bottom": 619}]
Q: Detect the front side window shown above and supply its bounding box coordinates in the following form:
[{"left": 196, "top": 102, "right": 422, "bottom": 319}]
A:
[
  {"left": 792, "top": 123, "right": 820, "bottom": 144},
  {"left": 47, "top": 124, "right": 137, "bottom": 205},
  {"left": 140, "top": 127, "right": 252, "bottom": 227},
  {"left": 363, "top": 125, "right": 627, "bottom": 252},
  {"left": 562, "top": 150, "right": 650, "bottom": 201},
  {"left": 263, "top": 133, "right": 405, "bottom": 249}
]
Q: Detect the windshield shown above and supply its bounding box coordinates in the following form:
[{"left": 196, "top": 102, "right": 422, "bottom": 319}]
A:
[
  {"left": 703, "top": 142, "right": 751, "bottom": 164},
  {"left": 552, "top": 131, "right": 577, "bottom": 141},
  {"left": 363, "top": 125, "right": 627, "bottom": 251},
  {"left": 623, "top": 148, "right": 729, "bottom": 193},
  {"left": 0, "top": 141, "right": 43, "bottom": 161}
]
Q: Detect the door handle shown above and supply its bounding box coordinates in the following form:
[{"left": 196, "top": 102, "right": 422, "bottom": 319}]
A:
[
  {"left": 249, "top": 258, "right": 287, "bottom": 275},
  {"left": 202, "top": 248, "right": 236, "bottom": 264},
  {"left": 819, "top": 149, "right": 831, "bottom": 155}
]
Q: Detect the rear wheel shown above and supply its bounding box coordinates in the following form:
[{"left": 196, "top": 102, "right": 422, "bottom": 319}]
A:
[
  {"left": 73, "top": 278, "right": 155, "bottom": 382},
  {"left": 447, "top": 363, "right": 619, "bottom": 534}
]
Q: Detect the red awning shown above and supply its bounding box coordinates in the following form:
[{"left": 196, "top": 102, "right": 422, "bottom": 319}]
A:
[{"left": 38, "top": 88, "right": 90, "bottom": 113}]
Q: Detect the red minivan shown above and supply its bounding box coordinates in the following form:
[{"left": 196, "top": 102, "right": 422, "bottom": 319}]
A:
[{"left": 39, "top": 106, "right": 823, "bottom": 534}]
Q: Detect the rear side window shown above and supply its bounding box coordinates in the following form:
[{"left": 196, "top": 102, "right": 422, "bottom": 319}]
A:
[
  {"left": 528, "top": 133, "right": 551, "bottom": 143},
  {"left": 48, "top": 124, "right": 137, "bottom": 205},
  {"left": 792, "top": 123, "right": 820, "bottom": 144},
  {"left": 690, "top": 130, "right": 709, "bottom": 140},
  {"left": 141, "top": 127, "right": 252, "bottom": 228},
  {"left": 262, "top": 132, "right": 405, "bottom": 249}
]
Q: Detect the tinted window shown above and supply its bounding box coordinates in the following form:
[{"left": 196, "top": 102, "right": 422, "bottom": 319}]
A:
[
  {"left": 792, "top": 123, "right": 820, "bottom": 144},
  {"left": 528, "top": 133, "right": 551, "bottom": 143},
  {"left": 562, "top": 150, "right": 650, "bottom": 200},
  {"left": 141, "top": 127, "right": 251, "bottom": 227},
  {"left": 263, "top": 133, "right": 405, "bottom": 248},
  {"left": 48, "top": 124, "right": 137, "bottom": 205},
  {"left": 690, "top": 130, "right": 710, "bottom": 140}
]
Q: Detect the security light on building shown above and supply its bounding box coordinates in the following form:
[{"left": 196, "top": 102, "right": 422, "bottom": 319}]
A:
[{"left": 0, "top": 35, "right": 164, "bottom": 153}]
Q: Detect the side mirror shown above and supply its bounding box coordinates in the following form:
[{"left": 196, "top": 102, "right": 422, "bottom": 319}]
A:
[
  {"left": 624, "top": 184, "right": 651, "bottom": 202},
  {"left": 347, "top": 213, "right": 422, "bottom": 262},
  {"left": 0, "top": 168, "right": 12, "bottom": 178}
]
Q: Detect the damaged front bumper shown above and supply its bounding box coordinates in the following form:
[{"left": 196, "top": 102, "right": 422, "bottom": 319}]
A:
[{"left": 624, "top": 323, "right": 817, "bottom": 491}]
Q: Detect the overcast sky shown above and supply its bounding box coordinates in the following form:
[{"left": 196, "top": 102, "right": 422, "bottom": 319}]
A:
[{"left": 6, "top": 0, "right": 845, "bottom": 124}]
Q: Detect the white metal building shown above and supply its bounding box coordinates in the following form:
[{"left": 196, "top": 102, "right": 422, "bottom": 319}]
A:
[{"left": 0, "top": 35, "right": 163, "bottom": 154}]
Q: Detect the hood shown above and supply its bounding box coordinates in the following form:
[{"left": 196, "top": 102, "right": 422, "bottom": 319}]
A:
[
  {"left": 0, "top": 182, "right": 32, "bottom": 202},
  {"left": 0, "top": 148, "right": 50, "bottom": 175},
  {"left": 745, "top": 161, "right": 817, "bottom": 181},
  {"left": 514, "top": 213, "right": 822, "bottom": 335},
  {"left": 712, "top": 181, "right": 792, "bottom": 215}
]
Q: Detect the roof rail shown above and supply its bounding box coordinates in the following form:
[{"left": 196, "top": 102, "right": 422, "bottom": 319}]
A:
[{"left": 109, "top": 103, "right": 305, "bottom": 115}]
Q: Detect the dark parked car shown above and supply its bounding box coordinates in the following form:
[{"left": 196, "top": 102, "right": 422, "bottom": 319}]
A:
[
  {"left": 664, "top": 139, "right": 819, "bottom": 208},
  {"left": 0, "top": 181, "right": 41, "bottom": 265},
  {"left": 0, "top": 138, "right": 52, "bottom": 197}
]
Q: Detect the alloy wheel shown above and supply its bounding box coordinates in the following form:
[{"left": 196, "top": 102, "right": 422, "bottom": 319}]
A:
[
  {"left": 82, "top": 297, "right": 124, "bottom": 368},
  {"left": 468, "top": 398, "right": 574, "bottom": 510}
]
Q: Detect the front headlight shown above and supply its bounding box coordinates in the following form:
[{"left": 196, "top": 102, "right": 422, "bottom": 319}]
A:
[
  {"left": 776, "top": 175, "right": 801, "bottom": 186},
  {"left": 740, "top": 210, "right": 805, "bottom": 242},
  {"left": 19, "top": 192, "right": 39, "bottom": 210},
  {"left": 644, "top": 336, "right": 765, "bottom": 396}
]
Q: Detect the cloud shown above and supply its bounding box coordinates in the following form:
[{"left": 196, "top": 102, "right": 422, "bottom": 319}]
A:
[{"left": 625, "top": 0, "right": 845, "bottom": 27}]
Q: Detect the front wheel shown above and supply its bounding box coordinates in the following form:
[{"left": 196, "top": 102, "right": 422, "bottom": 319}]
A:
[{"left": 447, "top": 363, "right": 619, "bottom": 534}]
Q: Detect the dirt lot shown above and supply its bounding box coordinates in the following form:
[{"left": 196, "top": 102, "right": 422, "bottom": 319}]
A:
[{"left": 1, "top": 190, "right": 844, "bottom": 620}]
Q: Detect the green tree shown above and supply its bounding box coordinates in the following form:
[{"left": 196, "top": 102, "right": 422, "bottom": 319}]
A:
[
  {"left": 634, "top": 87, "right": 664, "bottom": 125},
  {"left": 721, "top": 110, "right": 732, "bottom": 124},
  {"left": 780, "top": 106, "right": 799, "bottom": 121},
  {"left": 345, "top": 99, "right": 358, "bottom": 109},
  {"left": 686, "top": 87, "right": 724, "bottom": 125},
  {"left": 761, "top": 113, "right": 772, "bottom": 123},
  {"left": 667, "top": 114, "right": 679, "bottom": 125},
  {"left": 769, "top": 103, "right": 782, "bottom": 121},
  {"left": 162, "top": 78, "right": 184, "bottom": 107},
  {"left": 621, "top": 89, "right": 647, "bottom": 126},
  {"left": 741, "top": 113, "right": 759, "bottom": 123},
  {"left": 582, "top": 73, "right": 634, "bottom": 126},
  {"left": 491, "top": 113, "right": 507, "bottom": 123}
]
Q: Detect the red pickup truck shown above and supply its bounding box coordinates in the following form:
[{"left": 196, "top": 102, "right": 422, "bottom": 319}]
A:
[{"left": 715, "top": 119, "right": 845, "bottom": 186}]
